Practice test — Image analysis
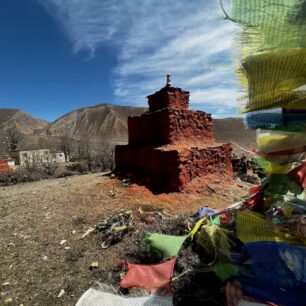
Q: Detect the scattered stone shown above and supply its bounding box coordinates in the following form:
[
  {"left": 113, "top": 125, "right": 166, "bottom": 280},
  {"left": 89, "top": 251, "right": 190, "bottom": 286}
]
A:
[
  {"left": 4, "top": 298, "right": 13, "bottom": 304},
  {"left": 90, "top": 262, "right": 99, "bottom": 270},
  {"left": 64, "top": 247, "right": 70, "bottom": 250},
  {"left": 206, "top": 186, "right": 216, "bottom": 193},
  {"left": 1, "top": 282, "right": 10, "bottom": 286},
  {"left": 60, "top": 240, "right": 67, "bottom": 245},
  {"left": 43, "top": 256, "right": 48, "bottom": 261},
  {"left": 57, "top": 289, "right": 65, "bottom": 298},
  {"left": 101, "top": 171, "right": 112, "bottom": 177}
]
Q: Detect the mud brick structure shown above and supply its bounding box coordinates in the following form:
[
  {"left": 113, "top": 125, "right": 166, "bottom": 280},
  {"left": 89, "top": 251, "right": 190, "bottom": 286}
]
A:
[
  {"left": 0, "top": 160, "right": 11, "bottom": 173},
  {"left": 115, "top": 84, "right": 233, "bottom": 193}
]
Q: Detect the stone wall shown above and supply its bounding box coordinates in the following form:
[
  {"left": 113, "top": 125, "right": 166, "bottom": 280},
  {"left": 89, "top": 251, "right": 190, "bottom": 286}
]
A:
[
  {"left": 115, "top": 145, "right": 181, "bottom": 192},
  {"left": 115, "top": 143, "right": 233, "bottom": 193},
  {"left": 128, "top": 109, "right": 213, "bottom": 146},
  {"left": 168, "top": 110, "right": 213, "bottom": 143},
  {"left": 178, "top": 144, "right": 233, "bottom": 186},
  {"left": 147, "top": 87, "right": 189, "bottom": 112},
  {"left": 128, "top": 110, "right": 170, "bottom": 146}
]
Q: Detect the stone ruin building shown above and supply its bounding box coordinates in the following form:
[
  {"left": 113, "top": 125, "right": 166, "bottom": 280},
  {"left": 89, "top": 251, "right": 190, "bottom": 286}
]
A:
[{"left": 115, "top": 80, "right": 233, "bottom": 193}]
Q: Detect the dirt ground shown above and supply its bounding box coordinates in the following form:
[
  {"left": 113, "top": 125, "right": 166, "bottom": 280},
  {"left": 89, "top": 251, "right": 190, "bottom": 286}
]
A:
[{"left": 0, "top": 173, "right": 251, "bottom": 306}]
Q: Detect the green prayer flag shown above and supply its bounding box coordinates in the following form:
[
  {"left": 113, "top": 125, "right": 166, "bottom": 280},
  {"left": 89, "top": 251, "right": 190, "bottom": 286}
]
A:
[
  {"left": 144, "top": 233, "right": 188, "bottom": 259},
  {"left": 213, "top": 263, "right": 239, "bottom": 281}
]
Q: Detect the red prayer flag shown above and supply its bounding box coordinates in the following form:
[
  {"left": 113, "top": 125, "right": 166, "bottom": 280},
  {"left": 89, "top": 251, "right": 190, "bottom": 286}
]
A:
[
  {"left": 288, "top": 162, "right": 306, "bottom": 188},
  {"left": 119, "top": 258, "right": 176, "bottom": 292}
]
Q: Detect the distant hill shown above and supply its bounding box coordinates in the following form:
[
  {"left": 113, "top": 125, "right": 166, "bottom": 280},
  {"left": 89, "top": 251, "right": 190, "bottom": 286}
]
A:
[
  {"left": 37, "top": 104, "right": 148, "bottom": 142},
  {"left": 0, "top": 109, "right": 48, "bottom": 135},
  {"left": 0, "top": 109, "right": 49, "bottom": 152},
  {"left": 0, "top": 105, "right": 256, "bottom": 154},
  {"left": 213, "top": 118, "right": 256, "bottom": 154}
]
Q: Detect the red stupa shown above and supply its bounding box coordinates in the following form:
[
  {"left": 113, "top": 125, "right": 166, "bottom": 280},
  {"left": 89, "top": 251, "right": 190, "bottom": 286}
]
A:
[{"left": 115, "top": 77, "right": 233, "bottom": 193}]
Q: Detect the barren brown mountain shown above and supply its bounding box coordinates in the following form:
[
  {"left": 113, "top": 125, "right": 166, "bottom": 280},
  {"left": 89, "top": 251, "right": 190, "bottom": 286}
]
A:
[
  {"left": 213, "top": 118, "right": 256, "bottom": 154},
  {"left": 37, "top": 104, "right": 148, "bottom": 142},
  {"left": 0, "top": 109, "right": 48, "bottom": 135},
  {"left": 0, "top": 106, "right": 255, "bottom": 153}
]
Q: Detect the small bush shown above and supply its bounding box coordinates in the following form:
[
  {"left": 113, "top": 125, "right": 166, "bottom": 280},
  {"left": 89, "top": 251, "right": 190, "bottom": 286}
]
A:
[
  {"left": 66, "top": 161, "right": 89, "bottom": 174},
  {"left": 0, "top": 168, "right": 48, "bottom": 186},
  {"left": 54, "top": 169, "right": 76, "bottom": 178}
]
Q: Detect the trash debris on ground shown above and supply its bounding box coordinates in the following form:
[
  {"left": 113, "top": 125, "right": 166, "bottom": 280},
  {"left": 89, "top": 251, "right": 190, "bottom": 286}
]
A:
[
  {"left": 81, "top": 227, "right": 95, "bottom": 239},
  {"left": 95, "top": 209, "right": 134, "bottom": 249}
]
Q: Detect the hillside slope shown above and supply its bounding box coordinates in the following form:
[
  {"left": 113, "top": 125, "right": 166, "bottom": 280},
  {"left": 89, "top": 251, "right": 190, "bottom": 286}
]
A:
[
  {"left": 38, "top": 104, "right": 147, "bottom": 141},
  {"left": 213, "top": 118, "right": 256, "bottom": 154},
  {"left": 0, "top": 109, "right": 48, "bottom": 135},
  {"left": 0, "top": 106, "right": 256, "bottom": 153}
]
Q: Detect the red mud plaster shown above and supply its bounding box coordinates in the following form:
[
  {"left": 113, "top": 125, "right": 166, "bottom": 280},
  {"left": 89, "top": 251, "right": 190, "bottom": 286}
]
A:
[
  {"left": 115, "top": 144, "right": 232, "bottom": 192},
  {"left": 115, "top": 146, "right": 181, "bottom": 192},
  {"left": 115, "top": 85, "right": 233, "bottom": 193},
  {"left": 148, "top": 86, "right": 189, "bottom": 112},
  {"left": 178, "top": 144, "right": 233, "bottom": 187},
  {"left": 128, "top": 109, "right": 213, "bottom": 146},
  {"left": 0, "top": 160, "right": 11, "bottom": 173}
]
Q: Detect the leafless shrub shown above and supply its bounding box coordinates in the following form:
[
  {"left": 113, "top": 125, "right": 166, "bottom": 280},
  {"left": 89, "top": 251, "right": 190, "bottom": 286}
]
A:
[
  {"left": 75, "top": 136, "right": 115, "bottom": 172},
  {"left": 5, "top": 128, "right": 20, "bottom": 151},
  {"left": 58, "top": 128, "right": 72, "bottom": 161},
  {"left": 54, "top": 168, "right": 75, "bottom": 178},
  {"left": 66, "top": 161, "right": 90, "bottom": 174},
  {"left": 41, "top": 161, "right": 59, "bottom": 176},
  {"left": 91, "top": 141, "right": 115, "bottom": 171}
]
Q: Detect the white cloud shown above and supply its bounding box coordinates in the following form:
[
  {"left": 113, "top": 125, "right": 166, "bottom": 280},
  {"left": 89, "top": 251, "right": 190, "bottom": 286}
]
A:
[
  {"left": 39, "top": 0, "right": 240, "bottom": 117},
  {"left": 191, "top": 87, "right": 238, "bottom": 107}
]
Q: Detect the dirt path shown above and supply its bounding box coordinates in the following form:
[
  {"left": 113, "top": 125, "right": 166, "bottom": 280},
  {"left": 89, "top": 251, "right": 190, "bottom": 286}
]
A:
[{"left": 0, "top": 173, "right": 250, "bottom": 305}]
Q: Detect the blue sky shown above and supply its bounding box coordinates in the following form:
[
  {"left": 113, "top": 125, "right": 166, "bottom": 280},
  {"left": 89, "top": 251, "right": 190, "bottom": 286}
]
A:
[{"left": 0, "top": 0, "right": 239, "bottom": 121}]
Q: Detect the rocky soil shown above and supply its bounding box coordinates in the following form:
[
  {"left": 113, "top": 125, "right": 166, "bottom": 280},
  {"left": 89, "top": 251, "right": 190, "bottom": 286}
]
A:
[{"left": 0, "top": 173, "right": 251, "bottom": 305}]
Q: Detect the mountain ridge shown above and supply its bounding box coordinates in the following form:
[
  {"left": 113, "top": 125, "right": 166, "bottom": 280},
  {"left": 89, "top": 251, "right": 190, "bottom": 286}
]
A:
[
  {"left": 37, "top": 103, "right": 148, "bottom": 141},
  {"left": 0, "top": 108, "right": 48, "bottom": 135},
  {"left": 0, "top": 104, "right": 255, "bottom": 154}
]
